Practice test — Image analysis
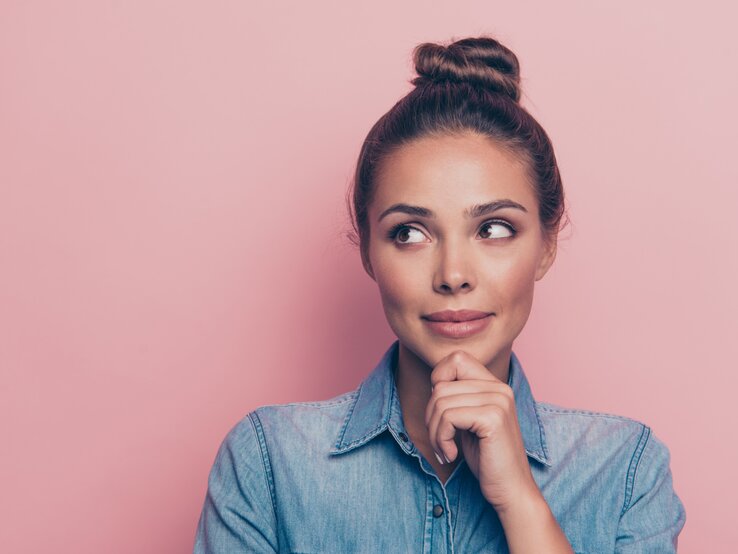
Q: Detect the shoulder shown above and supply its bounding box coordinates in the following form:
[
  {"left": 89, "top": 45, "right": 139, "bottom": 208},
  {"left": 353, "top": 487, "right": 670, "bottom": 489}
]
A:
[
  {"left": 252, "top": 389, "right": 357, "bottom": 427},
  {"left": 536, "top": 400, "right": 648, "bottom": 430},
  {"left": 529, "top": 403, "right": 684, "bottom": 548},
  {"left": 224, "top": 389, "right": 358, "bottom": 454},
  {"left": 533, "top": 401, "right": 679, "bottom": 513},
  {"left": 535, "top": 401, "right": 657, "bottom": 476}
]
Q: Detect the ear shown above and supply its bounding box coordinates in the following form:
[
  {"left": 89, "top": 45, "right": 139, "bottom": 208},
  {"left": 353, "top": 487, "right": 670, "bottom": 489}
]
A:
[{"left": 534, "top": 234, "right": 557, "bottom": 281}]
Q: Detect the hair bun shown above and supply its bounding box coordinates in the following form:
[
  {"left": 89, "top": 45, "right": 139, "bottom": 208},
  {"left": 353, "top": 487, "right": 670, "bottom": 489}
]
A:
[{"left": 411, "top": 36, "right": 521, "bottom": 103}]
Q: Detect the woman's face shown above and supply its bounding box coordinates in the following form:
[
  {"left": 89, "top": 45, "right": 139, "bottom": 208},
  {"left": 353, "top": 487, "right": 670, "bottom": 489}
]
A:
[{"left": 366, "top": 131, "right": 557, "bottom": 371}]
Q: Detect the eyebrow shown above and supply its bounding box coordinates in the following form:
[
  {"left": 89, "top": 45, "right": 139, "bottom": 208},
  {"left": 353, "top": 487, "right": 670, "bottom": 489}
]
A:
[{"left": 377, "top": 199, "right": 528, "bottom": 222}]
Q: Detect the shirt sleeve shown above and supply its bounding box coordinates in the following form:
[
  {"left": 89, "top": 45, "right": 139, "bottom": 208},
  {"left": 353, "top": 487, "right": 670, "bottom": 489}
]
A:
[
  {"left": 193, "top": 412, "right": 279, "bottom": 553},
  {"left": 615, "top": 427, "right": 686, "bottom": 553}
]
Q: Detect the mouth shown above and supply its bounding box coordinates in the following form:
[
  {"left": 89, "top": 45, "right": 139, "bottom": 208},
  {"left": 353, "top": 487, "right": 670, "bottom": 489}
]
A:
[
  {"left": 422, "top": 309, "right": 493, "bottom": 322},
  {"left": 421, "top": 310, "right": 494, "bottom": 339}
]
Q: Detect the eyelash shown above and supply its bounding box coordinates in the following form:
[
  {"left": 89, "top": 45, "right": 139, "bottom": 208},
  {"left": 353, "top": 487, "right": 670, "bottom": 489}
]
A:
[{"left": 387, "top": 219, "right": 517, "bottom": 244}]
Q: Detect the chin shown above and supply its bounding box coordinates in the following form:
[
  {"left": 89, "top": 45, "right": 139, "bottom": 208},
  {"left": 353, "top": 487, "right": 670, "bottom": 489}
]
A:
[{"left": 400, "top": 330, "right": 497, "bottom": 369}]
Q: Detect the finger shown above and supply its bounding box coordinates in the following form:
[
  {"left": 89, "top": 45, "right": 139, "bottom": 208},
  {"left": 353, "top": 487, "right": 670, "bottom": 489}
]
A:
[
  {"left": 425, "top": 380, "right": 513, "bottom": 428},
  {"left": 426, "top": 392, "right": 512, "bottom": 461},
  {"left": 430, "top": 350, "right": 506, "bottom": 389},
  {"left": 434, "top": 404, "right": 509, "bottom": 463}
]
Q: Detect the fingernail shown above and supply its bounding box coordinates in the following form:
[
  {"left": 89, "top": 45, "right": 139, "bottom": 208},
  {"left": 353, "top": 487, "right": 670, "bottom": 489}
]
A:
[
  {"left": 434, "top": 450, "right": 446, "bottom": 465},
  {"left": 443, "top": 453, "right": 452, "bottom": 464}
]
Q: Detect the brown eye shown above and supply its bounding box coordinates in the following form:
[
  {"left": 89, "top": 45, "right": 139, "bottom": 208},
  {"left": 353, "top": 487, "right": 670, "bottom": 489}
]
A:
[
  {"left": 479, "top": 220, "right": 515, "bottom": 239},
  {"left": 389, "top": 224, "right": 426, "bottom": 244}
]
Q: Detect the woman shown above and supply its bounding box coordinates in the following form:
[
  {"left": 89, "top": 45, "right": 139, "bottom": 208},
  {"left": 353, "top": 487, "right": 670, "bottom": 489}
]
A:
[{"left": 194, "top": 36, "right": 686, "bottom": 553}]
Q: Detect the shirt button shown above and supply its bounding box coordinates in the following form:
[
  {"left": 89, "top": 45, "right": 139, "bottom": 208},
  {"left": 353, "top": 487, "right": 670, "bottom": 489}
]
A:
[
  {"left": 433, "top": 504, "right": 444, "bottom": 518},
  {"left": 398, "top": 432, "right": 409, "bottom": 442}
]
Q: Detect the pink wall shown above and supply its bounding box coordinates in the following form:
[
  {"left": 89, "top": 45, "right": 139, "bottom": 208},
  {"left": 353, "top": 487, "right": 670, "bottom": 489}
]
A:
[{"left": 1, "top": 1, "right": 735, "bottom": 552}]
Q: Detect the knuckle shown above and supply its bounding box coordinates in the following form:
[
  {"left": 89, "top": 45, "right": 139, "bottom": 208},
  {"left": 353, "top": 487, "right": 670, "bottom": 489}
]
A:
[
  {"left": 436, "top": 396, "right": 450, "bottom": 412},
  {"left": 500, "top": 388, "right": 514, "bottom": 408},
  {"left": 487, "top": 405, "right": 506, "bottom": 425},
  {"left": 438, "top": 407, "right": 452, "bottom": 426}
]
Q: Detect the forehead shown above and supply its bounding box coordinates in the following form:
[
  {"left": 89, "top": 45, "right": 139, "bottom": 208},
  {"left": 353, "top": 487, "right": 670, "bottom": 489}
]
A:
[{"left": 372, "top": 132, "right": 537, "bottom": 217}]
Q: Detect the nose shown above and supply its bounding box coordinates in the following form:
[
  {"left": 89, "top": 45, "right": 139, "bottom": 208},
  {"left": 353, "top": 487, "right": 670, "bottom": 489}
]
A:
[{"left": 433, "top": 239, "right": 476, "bottom": 294}]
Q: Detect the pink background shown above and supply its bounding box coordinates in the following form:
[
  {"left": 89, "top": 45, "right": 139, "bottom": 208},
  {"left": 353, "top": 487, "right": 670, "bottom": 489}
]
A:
[{"left": 1, "top": 1, "right": 736, "bottom": 552}]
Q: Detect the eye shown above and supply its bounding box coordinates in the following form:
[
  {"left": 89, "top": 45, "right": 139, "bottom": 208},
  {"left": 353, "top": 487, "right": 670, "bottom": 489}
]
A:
[
  {"left": 388, "top": 219, "right": 517, "bottom": 245},
  {"left": 388, "top": 224, "right": 427, "bottom": 245},
  {"left": 479, "top": 219, "right": 516, "bottom": 239}
]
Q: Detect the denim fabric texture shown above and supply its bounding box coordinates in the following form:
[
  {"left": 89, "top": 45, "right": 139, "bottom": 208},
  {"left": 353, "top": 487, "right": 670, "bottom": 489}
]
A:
[{"left": 194, "top": 340, "right": 686, "bottom": 553}]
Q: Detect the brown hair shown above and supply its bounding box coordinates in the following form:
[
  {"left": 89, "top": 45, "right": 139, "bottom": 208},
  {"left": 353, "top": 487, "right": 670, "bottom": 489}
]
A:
[{"left": 346, "top": 35, "right": 569, "bottom": 276}]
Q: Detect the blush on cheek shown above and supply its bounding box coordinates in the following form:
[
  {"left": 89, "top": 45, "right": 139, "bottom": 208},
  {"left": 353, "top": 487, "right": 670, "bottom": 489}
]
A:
[
  {"left": 501, "top": 273, "right": 537, "bottom": 333},
  {"left": 374, "top": 275, "right": 406, "bottom": 317},
  {"left": 374, "top": 266, "right": 426, "bottom": 338}
]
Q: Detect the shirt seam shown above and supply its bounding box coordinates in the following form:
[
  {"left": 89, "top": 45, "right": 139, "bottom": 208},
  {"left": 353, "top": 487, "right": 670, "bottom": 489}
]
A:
[
  {"left": 537, "top": 403, "right": 644, "bottom": 424},
  {"left": 334, "top": 386, "right": 365, "bottom": 448},
  {"left": 255, "top": 392, "right": 357, "bottom": 411},
  {"left": 621, "top": 424, "right": 651, "bottom": 516},
  {"left": 531, "top": 401, "right": 551, "bottom": 462},
  {"left": 248, "top": 410, "right": 281, "bottom": 550}
]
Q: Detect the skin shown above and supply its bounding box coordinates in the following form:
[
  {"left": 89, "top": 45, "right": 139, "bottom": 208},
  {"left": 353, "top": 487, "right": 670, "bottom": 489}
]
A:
[{"left": 364, "top": 131, "right": 573, "bottom": 553}]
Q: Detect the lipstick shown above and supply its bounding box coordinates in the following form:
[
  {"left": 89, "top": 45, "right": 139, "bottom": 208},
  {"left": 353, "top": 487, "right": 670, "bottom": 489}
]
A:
[{"left": 422, "top": 310, "right": 493, "bottom": 339}]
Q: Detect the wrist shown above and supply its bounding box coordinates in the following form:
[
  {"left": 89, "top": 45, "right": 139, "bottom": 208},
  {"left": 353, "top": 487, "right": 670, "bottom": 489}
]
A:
[
  {"left": 495, "top": 484, "right": 549, "bottom": 527},
  {"left": 494, "top": 486, "right": 573, "bottom": 554}
]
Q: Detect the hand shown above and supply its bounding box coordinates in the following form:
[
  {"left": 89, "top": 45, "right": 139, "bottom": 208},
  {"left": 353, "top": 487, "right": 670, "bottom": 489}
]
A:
[{"left": 424, "top": 349, "right": 540, "bottom": 513}]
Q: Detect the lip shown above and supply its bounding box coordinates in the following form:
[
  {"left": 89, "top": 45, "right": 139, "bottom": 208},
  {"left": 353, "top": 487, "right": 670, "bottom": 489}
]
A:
[
  {"left": 423, "top": 309, "right": 492, "bottom": 322},
  {"left": 421, "top": 310, "right": 494, "bottom": 339}
]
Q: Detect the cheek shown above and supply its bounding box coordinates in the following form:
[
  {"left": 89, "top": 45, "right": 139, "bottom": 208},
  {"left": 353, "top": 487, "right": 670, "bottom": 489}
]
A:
[
  {"left": 491, "top": 252, "right": 538, "bottom": 313},
  {"left": 370, "top": 243, "right": 428, "bottom": 316},
  {"left": 374, "top": 257, "right": 424, "bottom": 314}
]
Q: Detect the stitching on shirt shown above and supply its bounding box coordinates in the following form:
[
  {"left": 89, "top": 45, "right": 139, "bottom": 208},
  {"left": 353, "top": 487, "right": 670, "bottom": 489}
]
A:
[
  {"left": 537, "top": 403, "right": 643, "bottom": 424},
  {"left": 340, "top": 412, "right": 389, "bottom": 449},
  {"left": 343, "top": 426, "right": 388, "bottom": 449},
  {"left": 532, "top": 402, "right": 551, "bottom": 461},
  {"left": 248, "top": 411, "right": 280, "bottom": 548},
  {"left": 621, "top": 424, "right": 651, "bottom": 516},
  {"left": 337, "top": 375, "right": 394, "bottom": 449},
  {"left": 256, "top": 391, "right": 357, "bottom": 411},
  {"left": 334, "top": 386, "right": 363, "bottom": 447},
  {"left": 388, "top": 376, "right": 402, "bottom": 429}
]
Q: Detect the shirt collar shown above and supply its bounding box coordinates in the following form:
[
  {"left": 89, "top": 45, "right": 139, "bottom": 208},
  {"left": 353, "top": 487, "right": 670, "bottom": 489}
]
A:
[{"left": 329, "top": 340, "right": 551, "bottom": 467}]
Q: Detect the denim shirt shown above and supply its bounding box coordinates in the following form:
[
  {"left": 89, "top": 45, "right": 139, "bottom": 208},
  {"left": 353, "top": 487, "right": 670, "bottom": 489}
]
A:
[{"left": 194, "top": 340, "right": 686, "bottom": 553}]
